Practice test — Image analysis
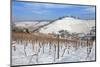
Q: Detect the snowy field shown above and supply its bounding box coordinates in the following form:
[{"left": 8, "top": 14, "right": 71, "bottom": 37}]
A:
[
  {"left": 12, "top": 40, "right": 95, "bottom": 66},
  {"left": 12, "top": 17, "right": 96, "bottom": 66}
]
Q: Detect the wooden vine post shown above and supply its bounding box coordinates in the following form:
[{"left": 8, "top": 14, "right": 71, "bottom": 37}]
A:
[{"left": 57, "top": 35, "right": 60, "bottom": 59}]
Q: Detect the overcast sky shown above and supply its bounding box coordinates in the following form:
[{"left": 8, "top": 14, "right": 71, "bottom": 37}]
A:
[{"left": 12, "top": 0, "right": 96, "bottom": 22}]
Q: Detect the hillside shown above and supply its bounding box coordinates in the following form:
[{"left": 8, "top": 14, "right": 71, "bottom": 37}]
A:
[{"left": 39, "top": 17, "right": 95, "bottom": 34}]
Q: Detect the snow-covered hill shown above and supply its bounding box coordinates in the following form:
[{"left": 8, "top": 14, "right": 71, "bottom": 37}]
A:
[
  {"left": 13, "top": 21, "right": 49, "bottom": 32},
  {"left": 39, "top": 17, "right": 95, "bottom": 34},
  {"left": 14, "top": 21, "right": 49, "bottom": 28}
]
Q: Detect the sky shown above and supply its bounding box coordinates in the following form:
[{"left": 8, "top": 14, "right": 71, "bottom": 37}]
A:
[{"left": 12, "top": 0, "right": 96, "bottom": 22}]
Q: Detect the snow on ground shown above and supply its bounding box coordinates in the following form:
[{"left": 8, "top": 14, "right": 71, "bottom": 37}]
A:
[
  {"left": 39, "top": 17, "right": 95, "bottom": 34},
  {"left": 12, "top": 41, "right": 95, "bottom": 66}
]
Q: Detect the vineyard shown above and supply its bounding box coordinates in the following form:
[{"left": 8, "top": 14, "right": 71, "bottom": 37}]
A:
[{"left": 12, "top": 32, "right": 95, "bottom": 65}]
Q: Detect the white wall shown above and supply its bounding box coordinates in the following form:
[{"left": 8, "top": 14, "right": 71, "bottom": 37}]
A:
[
  {"left": 19, "top": 0, "right": 96, "bottom": 5},
  {"left": 0, "top": 0, "right": 99, "bottom": 67}
]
